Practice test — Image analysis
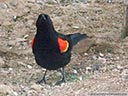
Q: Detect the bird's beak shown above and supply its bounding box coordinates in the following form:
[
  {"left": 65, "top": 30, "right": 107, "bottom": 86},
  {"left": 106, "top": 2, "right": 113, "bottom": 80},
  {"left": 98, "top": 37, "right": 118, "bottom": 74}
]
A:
[{"left": 41, "top": 14, "right": 47, "bottom": 20}]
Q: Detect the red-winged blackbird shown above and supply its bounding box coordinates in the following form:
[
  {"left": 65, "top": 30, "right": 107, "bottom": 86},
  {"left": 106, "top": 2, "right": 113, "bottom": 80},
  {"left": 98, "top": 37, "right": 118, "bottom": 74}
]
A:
[{"left": 32, "top": 14, "right": 89, "bottom": 84}]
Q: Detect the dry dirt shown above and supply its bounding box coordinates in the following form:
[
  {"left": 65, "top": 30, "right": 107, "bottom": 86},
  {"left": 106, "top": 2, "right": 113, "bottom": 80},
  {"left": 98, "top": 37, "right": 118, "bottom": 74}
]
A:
[{"left": 0, "top": 0, "right": 128, "bottom": 96}]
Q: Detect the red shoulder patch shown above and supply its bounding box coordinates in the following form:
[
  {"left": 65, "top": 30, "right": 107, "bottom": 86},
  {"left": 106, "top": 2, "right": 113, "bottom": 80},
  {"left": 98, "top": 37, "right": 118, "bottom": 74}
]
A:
[
  {"left": 57, "top": 38, "right": 69, "bottom": 53},
  {"left": 31, "top": 39, "right": 35, "bottom": 47}
]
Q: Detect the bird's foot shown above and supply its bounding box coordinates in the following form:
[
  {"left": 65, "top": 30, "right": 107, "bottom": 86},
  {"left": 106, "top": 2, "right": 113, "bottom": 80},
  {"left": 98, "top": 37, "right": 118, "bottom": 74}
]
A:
[
  {"left": 36, "top": 78, "right": 46, "bottom": 84},
  {"left": 55, "top": 79, "right": 66, "bottom": 85}
]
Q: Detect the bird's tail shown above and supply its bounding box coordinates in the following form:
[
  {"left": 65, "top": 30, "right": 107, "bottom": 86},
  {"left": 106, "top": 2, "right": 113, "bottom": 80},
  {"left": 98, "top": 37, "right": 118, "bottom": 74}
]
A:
[{"left": 69, "top": 33, "right": 89, "bottom": 46}]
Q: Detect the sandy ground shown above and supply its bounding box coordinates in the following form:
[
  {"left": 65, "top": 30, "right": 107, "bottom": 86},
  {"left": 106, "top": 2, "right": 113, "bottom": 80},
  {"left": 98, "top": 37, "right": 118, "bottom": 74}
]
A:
[{"left": 0, "top": 0, "right": 128, "bottom": 96}]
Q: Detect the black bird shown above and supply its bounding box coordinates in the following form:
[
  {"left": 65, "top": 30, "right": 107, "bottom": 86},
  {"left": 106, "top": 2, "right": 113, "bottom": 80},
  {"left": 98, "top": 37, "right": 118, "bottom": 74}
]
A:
[{"left": 32, "top": 14, "right": 88, "bottom": 84}]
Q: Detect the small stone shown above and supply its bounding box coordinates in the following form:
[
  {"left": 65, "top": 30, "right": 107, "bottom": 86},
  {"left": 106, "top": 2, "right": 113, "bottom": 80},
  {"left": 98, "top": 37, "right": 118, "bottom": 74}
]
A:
[
  {"left": 18, "top": 46, "right": 22, "bottom": 49},
  {"left": 9, "top": 68, "right": 13, "bottom": 71},
  {"left": 79, "top": 76, "right": 83, "bottom": 81},
  {"left": 60, "top": 82, "right": 65, "bottom": 86},
  {"left": 92, "top": 55, "right": 97, "bottom": 60},
  {"left": 107, "top": 0, "right": 112, "bottom": 3},
  {"left": 8, "top": 37, "right": 12, "bottom": 40},
  {"left": 23, "top": 34, "right": 29, "bottom": 39},
  {"left": 27, "top": 65, "right": 32, "bottom": 69},
  {"left": 13, "top": 91, "right": 18, "bottom": 96},
  {"left": 113, "top": 68, "right": 120, "bottom": 73},
  {"left": 116, "top": 57, "right": 120, "bottom": 60},
  {"left": 117, "top": 65, "right": 124, "bottom": 70},
  {"left": 36, "top": 0, "right": 44, "bottom": 4},
  {"left": 28, "top": 0, "right": 35, "bottom": 3},
  {"left": 98, "top": 57, "right": 106, "bottom": 63},
  {"left": 86, "top": 66, "right": 92, "bottom": 70},
  {"left": 13, "top": 16, "right": 17, "bottom": 22},
  {"left": 86, "top": 66, "right": 92, "bottom": 74},
  {"left": 27, "top": 90, "right": 38, "bottom": 95},
  {"left": 8, "top": 46, "right": 13, "bottom": 49},
  {"left": 84, "top": 53, "right": 88, "bottom": 56},
  {"left": 18, "top": 61, "right": 26, "bottom": 66},
  {"left": 25, "top": 57, "right": 29, "bottom": 60},
  {"left": 72, "top": 25, "right": 79, "bottom": 29},
  {"left": 99, "top": 53, "right": 104, "bottom": 57},
  {"left": 86, "top": 16, "right": 89, "bottom": 19},
  {"left": 73, "top": 70, "right": 77, "bottom": 74},
  {"left": 16, "top": 38, "right": 27, "bottom": 42}
]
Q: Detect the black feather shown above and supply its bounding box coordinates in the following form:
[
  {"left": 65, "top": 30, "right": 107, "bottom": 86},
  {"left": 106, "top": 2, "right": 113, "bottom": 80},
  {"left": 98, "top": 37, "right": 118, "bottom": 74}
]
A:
[{"left": 69, "top": 33, "right": 88, "bottom": 46}]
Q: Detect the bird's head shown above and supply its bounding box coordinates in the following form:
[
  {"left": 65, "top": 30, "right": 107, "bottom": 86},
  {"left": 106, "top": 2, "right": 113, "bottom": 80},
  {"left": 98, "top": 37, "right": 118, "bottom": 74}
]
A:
[{"left": 36, "top": 14, "right": 53, "bottom": 31}]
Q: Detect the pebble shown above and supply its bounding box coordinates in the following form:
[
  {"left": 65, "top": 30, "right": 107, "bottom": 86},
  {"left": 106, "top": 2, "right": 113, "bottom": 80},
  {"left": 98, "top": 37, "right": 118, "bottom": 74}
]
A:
[
  {"left": 92, "top": 55, "right": 97, "bottom": 60},
  {"left": 9, "top": 67, "right": 13, "bottom": 71},
  {"left": 27, "top": 65, "right": 33, "bottom": 69},
  {"left": 99, "top": 52, "right": 104, "bottom": 57},
  {"left": 28, "top": 0, "right": 35, "bottom": 3},
  {"left": 18, "top": 61, "right": 26, "bottom": 66},
  {"left": 8, "top": 46, "right": 13, "bottom": 49},
  {"left": 98, "top": 57, "right": 106, "bottom": 63},
  {"left": 113, "top": 68, "right": 120, "bottom": 73},
  {"left": 27, "top": 90, "right": 38, "bottom": 96},
  {"left": 116, "top": 56, "right": 120, "bottom": 60},
  {"left": 107, "top": 0, "right": 112, "bottom": 3},
  {"left": 86, "top": 66, "right": 92, "bottom": 71},
  {"left": 13, "top": 91, "right": 18, "bottom": 96},
  {"left": 61, "top": 83, "right": 65, "bottom": 86},
  {"left": 73, "top": 69, "right": 77, "bottom": 74},
  {"left": 23, "top": 34, "right": 29, "bottom": 39},
  {"left": 16, "top": 38, "right": 27, "bottom": 42},
  {"left": 79, "top": 76, "right": 83, "bottom": 81},
  {"left": 86, "top": 16, "right": 89, "bottom": 19},
  {"left": 84, "top": 53, "right": 88, "bottom": 56},
  {"left": 117, "top": 65, "right": 124, "bottom": 70},
  {"left": 72, "top": 25, "right": 79, "bottom": 29},
  {"left": 86, "top": 66, "right": 92, "bottom": 74},
  {"left": 13, "top": 16, "right": 17, "bottom": 22},
  {"left": 36, "top": 0, "right": 44, "bottom": 5},
  {"left": 25, "top": 57, "right": 29, "bottom": 60}
]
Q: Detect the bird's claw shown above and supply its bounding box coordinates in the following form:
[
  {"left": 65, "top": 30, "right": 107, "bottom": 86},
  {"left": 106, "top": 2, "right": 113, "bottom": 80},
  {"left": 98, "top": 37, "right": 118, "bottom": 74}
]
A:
[{"left": 36, "top": 79, "right": 46, "bottom": 84}]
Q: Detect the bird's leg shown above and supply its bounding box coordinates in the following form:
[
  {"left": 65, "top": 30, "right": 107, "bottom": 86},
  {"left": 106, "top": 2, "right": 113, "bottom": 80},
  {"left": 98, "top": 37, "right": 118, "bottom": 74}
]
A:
[
  {"left": 56, "top": 67, "right": 66, "bottom": 85},
  {"left": 61, "top": 67, "right": 66, "bottom": 82},
  {"left": 37, "top": 69, "right": 47, "bottom": 84}
]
